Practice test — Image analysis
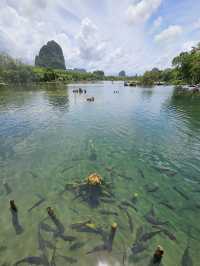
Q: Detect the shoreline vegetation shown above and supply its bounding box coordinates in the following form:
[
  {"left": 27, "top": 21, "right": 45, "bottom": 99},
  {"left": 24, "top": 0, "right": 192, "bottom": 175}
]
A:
[{"left": 0, "top": 43, "right": 200, "bottom": 95}]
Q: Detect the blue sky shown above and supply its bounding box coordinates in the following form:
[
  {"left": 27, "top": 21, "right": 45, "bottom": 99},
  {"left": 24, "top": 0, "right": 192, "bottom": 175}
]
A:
[{"left": 0, "top": 0, "right": 200, "bottom": 75}]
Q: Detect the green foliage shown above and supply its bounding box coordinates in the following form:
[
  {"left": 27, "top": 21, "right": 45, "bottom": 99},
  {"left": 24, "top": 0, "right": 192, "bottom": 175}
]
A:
[
  {"left": 1, "top": 42, "right": 200, "bottom": 85},
  {"left": 93, "top": 70, "right": 104, "bottom": 77},
  {"left": 140, "top": 71, "right": 155, "bottom": 86},
  {"left": 172, "top": 43, "right": 200, "bottom": 84},
  {"left": 0, "top": 53, "right": 38, "bottom": 83}
]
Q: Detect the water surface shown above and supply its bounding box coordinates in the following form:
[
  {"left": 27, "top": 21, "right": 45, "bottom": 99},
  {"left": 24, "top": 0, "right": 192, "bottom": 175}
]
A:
[{"left": 0, "top": 82, "right": 200, "bottom": 266}]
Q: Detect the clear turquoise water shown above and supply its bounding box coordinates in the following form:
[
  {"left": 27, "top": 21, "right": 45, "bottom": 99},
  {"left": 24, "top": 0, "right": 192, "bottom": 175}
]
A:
[{"left": 0, "top": 82, "right": 200, "bottom": 266}]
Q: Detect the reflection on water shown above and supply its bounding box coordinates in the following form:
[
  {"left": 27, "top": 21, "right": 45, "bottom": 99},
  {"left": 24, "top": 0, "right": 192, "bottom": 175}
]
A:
[{"left": 0, "top": 82, "right": 200, "bottom": 266}]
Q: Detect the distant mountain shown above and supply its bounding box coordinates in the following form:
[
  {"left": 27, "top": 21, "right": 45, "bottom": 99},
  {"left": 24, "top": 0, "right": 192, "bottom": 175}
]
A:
[
  {"left": 119, "top": 70, "right": 126, "bottom": 77},
  {"left": 73, "top": 68, "right": 87, "bottom": 73},
  {"left": 35, "top": 40, "right": 66, "bottom": 70}
]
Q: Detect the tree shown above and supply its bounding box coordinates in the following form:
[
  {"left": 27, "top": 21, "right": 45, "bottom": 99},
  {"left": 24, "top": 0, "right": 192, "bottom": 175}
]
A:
[
  {"left": 172, "top": 44, "right": 200, "bottom": 84},
  {"left": 93, "top": 70, "right": 104, "bottom": 78}
]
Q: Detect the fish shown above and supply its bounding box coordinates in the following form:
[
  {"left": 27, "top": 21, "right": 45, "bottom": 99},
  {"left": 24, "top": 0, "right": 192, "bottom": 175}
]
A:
[
  {"left": 145, "top": 206, "right": 169, "bottom": 226},
  {"left": 39, "top": 222, "right": 57, "bottom": 234},
  {"left": 87, "top": 244, "right": 107, "bottom": 254},
  {"left": 101, "top": 198, "right": 115, "bottom": 204},
  {"left": 3, "top": 180, "right": 12, "bottom": 195},
  {"left": 0, "top": 246, "right": 7, "bottom": 253},
  {"left": 105, "top": 166, "right": 114, "bottom": 172},
  {"left": 99, "top": 210, "right": 118, "bottom": 216},
  {"left": 38, "top": 228, "right": 46, "bottom": 251},
  {"left": 173, "top": 186, "right": 189, "bottom": 200},
  {"left": 71, "top": 220, "right": 92, "bottom": 230},
  {"left": 55, "top": 233, "right": 76, "bottom": 242},
  {"left": 29, "top": 171, "right": 38, "bottom": 178},
  {"left": 14, "top": 256, "right": 45, "bottom": 265},
  {"left": 124, "top": 209, "right": 134, "bottom": 233},
  {"left": 89, "top": 152, "right": 97, "bottom": 161},
  {"left": 135, "top": 226, "right": 146, "bottom": 242},
  {"left": 162, "top": 229, "right": 177, "bottom": 241},
  {"left": 139, "top": 230, "right": 162, "bottom": 242},
  {"left": 122, "top": 250, "right": 127, "bottom": 265},
  {"left": 50, "top": 216, "right": 65, "bottom": 234},
  {"left": 159, "top": 201, "right": 175, "bottom": 211},
  {"left": 120, "top": 200, "right": 138, "bottom": 212},
  {"left": 57, "top": 255, "right": 77, "bottom": 264},
  {"left": 192, "top": 188, "right": 200, "bottom": 193},
  {"left": 118, "top": 173, "right": 133, "bottom": 181},
  {"left": 10, "top": 209, "right": 23, "bottom": 235},
  {"left": 154, "top": 166, "right": 177, "bottom": 177},
  {"left": 69, "top": 241, "right": 85, "bottom": 251},
  {"left": 28, "top": 197, "right": 46, "bottom": 212},
  {"left": 181, "top": 245, "right": 193, "bottom": 266},
  {"left": 138, "top": 168, "right": 145, "bottom": 178},
  {"left": 43, "top": 240, "right": 56, "bottom": 250},
  {"left": 69, "top": 207, "right": 79, "bottom": 214},
  {"left": 75, "top": 224, "right": 105, "bottom": 237},
  {"left": 145, "top": 214, "right": 169, "bottom": 226},
  {"left": 131, "top": 242, "right": 148, "bottom": 255},
  {"left": 144, "top": 184, "right": 159, "bottom": 193},
  {"left": 61, "top": 165, "right": 74, "bottom": 174},
  {"left": 50, "top": 244, "right": 57, "bottom": 266}
]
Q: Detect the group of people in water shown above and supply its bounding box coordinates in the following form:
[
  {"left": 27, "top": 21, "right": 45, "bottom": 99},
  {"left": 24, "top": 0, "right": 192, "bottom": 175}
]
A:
[
  {"left": 72, "top": 87, "right": 95, "bottom": 102},
  {"left": 72, "top": 88, "right": 87, "bottom": 94}
]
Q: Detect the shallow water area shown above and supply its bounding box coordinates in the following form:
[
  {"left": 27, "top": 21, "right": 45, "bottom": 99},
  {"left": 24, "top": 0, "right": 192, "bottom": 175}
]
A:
[{"left": 0, "top": 81, "right": 200, "bottom": 266}]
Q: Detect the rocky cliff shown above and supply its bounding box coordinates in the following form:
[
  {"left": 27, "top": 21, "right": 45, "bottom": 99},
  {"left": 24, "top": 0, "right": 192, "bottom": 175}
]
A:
[{"left": 35, "top": 40, "right": 66, "bottom": 70}]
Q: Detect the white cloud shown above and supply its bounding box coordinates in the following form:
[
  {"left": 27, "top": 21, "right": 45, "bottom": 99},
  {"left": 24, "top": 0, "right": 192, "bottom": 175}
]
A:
[
  {"left": 0, "top": 0, "right": 199, "bottom": 74},
  {"left": 192, "top": 19, "right": 200, "bottom": 30},
  {"left": 182, "top": 40, "right": 199, "bottom": 52},
  {"left": 76, "top": 18, "right": 107, "bottom": 61},
  {"left": 153, "top": 16, "right": 162, "bottom": 29},
  {"left": 126, "top": 0, "right": 162, "bottom": 25},
  {"left": 155, "top": 25, "right": 183, "bottom": 43}
]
